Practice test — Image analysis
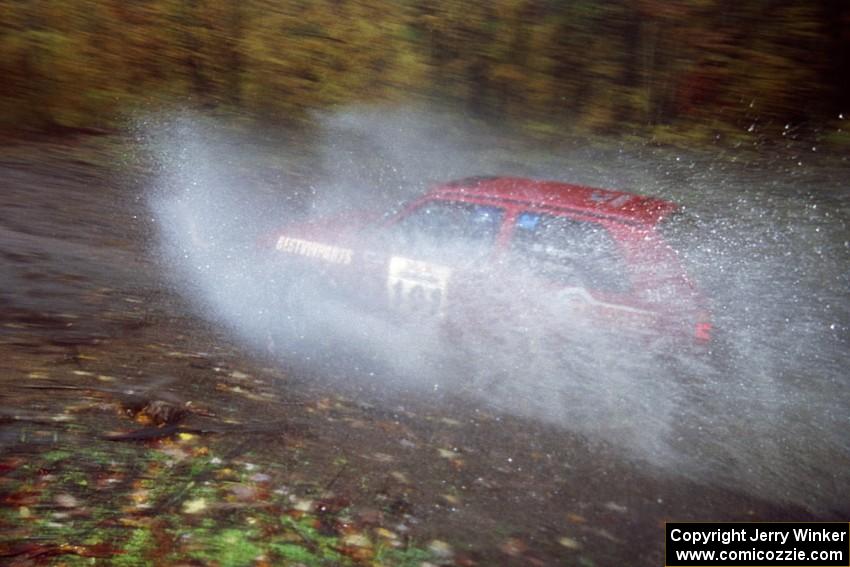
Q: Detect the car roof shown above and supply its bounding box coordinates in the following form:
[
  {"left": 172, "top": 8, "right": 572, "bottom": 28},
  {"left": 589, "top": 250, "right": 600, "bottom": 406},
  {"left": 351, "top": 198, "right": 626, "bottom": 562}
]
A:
[{"left": 428, "top": 176, "right": 676, "bottom": 226}]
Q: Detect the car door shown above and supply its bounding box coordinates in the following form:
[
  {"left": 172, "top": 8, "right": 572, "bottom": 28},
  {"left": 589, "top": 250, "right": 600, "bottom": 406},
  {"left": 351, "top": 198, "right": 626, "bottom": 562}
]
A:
[
  {"left": 370, "top": 198, "right": 506, "bottom": 320},
  {"left": 503, "top": 210, "right": 659, "bottom": 341}
]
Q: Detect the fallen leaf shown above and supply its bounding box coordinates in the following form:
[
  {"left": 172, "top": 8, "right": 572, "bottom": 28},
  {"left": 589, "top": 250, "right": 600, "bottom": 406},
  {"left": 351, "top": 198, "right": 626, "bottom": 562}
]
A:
[
  {"left": 129, "top": 488, "right": 150, "bottom": 508},
  {"left": 603, "top": 501, "right": 627, "bottom": 513},
  {"left": 158, "top": 445, "right": 190, "bottom": 462},
  {"left": 229, "top": 484, "right": 258, "bottom": 501},
  {"left": 374, "top": 527, "right": 398, "bottom": 541},
  {"left": 54, "top": 493, "right": 79, "bottom": 508},
  {"left": 356, "top": 508, "right": 382, "bottom": 524},
  {"left": 291, "top": 498, "right": 313, "bottom": 512},
  {"left": 182, "top": 498, "right": 207, "bottom": 514},
  {"left": 342, "top": 533, "right": 372, "bottom": 548},
  {"left": 390, "top": 471, "right": 410, "bottom": 484},
  {"left": 428, "top": 540, "right": 454, "bottom": 559},
  {"left": 500, "top": 537, "right": 526, "bottom": 556},
  {"left": 442, "top": 494, "right": 460, "bottom": 506},
  {"left": 558, "top": 536, "right": 581, "bottom": 550}
]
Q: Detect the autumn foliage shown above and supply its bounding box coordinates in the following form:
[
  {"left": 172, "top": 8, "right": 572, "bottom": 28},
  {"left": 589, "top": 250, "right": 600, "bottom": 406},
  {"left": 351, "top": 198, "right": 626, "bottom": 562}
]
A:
[{"left": 0, "top": 0, "right": 847, "bottom": 137}]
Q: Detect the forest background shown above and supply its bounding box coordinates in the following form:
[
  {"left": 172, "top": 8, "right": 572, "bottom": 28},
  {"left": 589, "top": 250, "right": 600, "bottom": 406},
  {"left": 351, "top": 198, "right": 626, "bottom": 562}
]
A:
[{"left": 1, "top": 0, "right": 849, "bottom": 147}]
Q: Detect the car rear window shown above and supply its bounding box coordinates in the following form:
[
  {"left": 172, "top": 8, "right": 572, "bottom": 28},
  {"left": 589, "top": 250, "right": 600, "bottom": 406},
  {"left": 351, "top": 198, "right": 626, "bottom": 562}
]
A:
[
  {"left": 510, "top": 212, "right": 630, "bottom": 293},
  {"left": 390, "top": 200, "right": 504, "bottom": 257}
]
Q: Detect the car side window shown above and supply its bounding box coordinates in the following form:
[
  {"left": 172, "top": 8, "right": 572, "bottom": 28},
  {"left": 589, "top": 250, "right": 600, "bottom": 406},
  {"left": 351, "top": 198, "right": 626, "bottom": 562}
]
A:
[
  {"left": 389, "top": 200, "right": 504, "bottom": 258},
  {"left": 510, "top": 212, "right": 630, "bottom": 293}
]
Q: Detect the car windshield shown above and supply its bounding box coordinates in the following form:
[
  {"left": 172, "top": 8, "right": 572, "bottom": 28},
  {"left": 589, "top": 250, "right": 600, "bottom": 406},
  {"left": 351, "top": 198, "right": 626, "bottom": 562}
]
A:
[
  {"left": 510, "top": 211, "right": 630, "bottom": 293},
  {"left": 387, "top": 200, "right": 504, "bottom": 260}
]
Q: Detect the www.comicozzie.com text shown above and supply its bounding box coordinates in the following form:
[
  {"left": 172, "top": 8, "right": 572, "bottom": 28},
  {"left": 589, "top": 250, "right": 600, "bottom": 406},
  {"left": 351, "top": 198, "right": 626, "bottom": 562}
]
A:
[{"left": 670, "top": 526, "right": 847, "bottom": 546}]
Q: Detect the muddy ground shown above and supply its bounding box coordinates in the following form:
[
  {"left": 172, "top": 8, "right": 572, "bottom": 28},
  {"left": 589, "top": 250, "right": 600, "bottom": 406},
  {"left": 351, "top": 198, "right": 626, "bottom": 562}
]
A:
[{"left": 0, "top": 134, "right": 842, "bottom": 566}]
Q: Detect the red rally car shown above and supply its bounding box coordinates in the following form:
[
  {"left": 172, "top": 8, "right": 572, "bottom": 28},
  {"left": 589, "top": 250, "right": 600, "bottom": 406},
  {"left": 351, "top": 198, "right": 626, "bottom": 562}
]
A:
[{"left": 270, "top": 176, "right": 713, "bottom": 356}]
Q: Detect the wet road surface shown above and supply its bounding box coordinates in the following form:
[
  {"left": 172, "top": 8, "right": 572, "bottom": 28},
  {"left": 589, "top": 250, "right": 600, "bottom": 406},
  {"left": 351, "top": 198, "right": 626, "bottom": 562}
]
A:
[{"left": 0, "top": 134, "right": 843, "bottom": 566}]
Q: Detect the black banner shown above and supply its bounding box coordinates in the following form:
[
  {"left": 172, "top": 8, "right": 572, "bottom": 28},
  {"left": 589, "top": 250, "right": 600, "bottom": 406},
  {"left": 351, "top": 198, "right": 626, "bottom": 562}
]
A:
[{"left": 665, "top": 522, "right": 849, "bottom": 567}]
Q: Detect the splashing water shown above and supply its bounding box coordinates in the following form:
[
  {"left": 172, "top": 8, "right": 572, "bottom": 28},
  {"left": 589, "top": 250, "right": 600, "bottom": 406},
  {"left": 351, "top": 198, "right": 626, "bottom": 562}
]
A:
[{"left": 144, "top": 107, "right": 849, "bottom": 512}]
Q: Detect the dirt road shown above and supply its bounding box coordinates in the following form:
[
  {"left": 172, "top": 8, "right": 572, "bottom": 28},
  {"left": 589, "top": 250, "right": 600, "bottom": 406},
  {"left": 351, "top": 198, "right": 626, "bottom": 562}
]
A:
[{"left": 0, "top": 135, "right": 838, "bottom": 566}]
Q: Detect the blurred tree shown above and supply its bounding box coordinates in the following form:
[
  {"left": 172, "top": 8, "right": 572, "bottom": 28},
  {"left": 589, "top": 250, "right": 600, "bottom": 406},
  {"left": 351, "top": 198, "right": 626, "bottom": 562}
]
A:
[
  {"left": 819, "top": 0, "right": 850, "bottom": 116},
  {"left": 0, "top": 0, "right": 846, "bottom": 140}
]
